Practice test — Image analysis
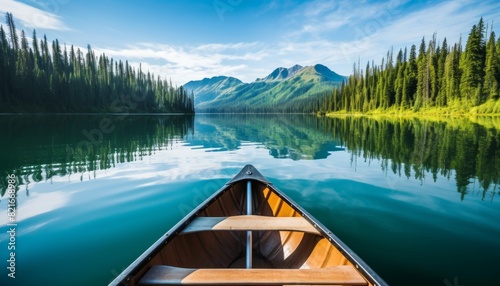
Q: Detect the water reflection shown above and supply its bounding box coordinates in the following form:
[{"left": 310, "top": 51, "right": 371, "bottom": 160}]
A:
[
  {"left": 187, "top": 114, "right": 344, "bottom": 159},
  {"left": 322, "top": 116, "right": 500, "bottom": 201},
  {"left": 1, "top": 114, "right": 498, "bottom": 200},
  {"left": 0, "top": 115, "right": 194, "bottom": 195}
]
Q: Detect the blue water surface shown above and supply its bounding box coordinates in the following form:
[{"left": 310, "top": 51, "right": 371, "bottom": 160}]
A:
[{"left": 0, "top": 114, "right": 499, "bottom": 286}]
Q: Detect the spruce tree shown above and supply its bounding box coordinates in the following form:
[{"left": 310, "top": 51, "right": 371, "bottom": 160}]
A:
[
  {"left": 484, "top": 31, "right": 499, "bottom": 100},
  {"left": 394, "top": 49, "right": 405, "bottom": 109},
  {"left": 5, "top": 12, "right": 18, "bottom": 51},
  {"left": 0, "top": 13, "right": 195, "bottom": 113},
  {"left": 436, "top": 38, "right": 449, "bottom": 106},
  {"left": 415, "top": 38, "right": 427, "bottom": 111},
  {"left": 460, "top": 18, "right": 486, "bottom": 105}
]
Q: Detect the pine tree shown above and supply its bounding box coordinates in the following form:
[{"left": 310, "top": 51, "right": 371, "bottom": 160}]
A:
[
  {"left": 484, "top": 31, "right": 499, "bottom": 100},
  {"left": 15, "top": 30, "right": 34, "bottom": 106},
  {"left": 318, "top": 17, "right": 498, "bottom": 114},
  {"left": 394, "top": 49, "right": 405, "bottom": 109},
  {"left": 0, "top": 13, "right": 195, "bottom": 114},
  {"left": 402, "top": 45, "right": 418, "bottom": 108},
  {"left": 445, "top": 41, "right": 462, "bottom": 104},
  {"left": 436, "top": 38, "right": 449, "bottom": 106},
  {"left": 5, "top": 12, "right": 18, "bottom": 51},
  {"left": 415, "top": 38, "right": 427, "bottom": 111},
  {"left": 427, "top": 34, "right": 439, "bottom": 107},
  {"left": 384, "top": 49, "right": 396, "bottom": 108},
  {"left": 460, "top": 18, "right": 486, "bottom": 105}
]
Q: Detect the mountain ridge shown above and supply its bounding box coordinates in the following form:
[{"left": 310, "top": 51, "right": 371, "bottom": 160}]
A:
[
  {"left": 184, "top": 64, "right": 347, "bottom": 112},
  {"left": 184, "top": 76, "right": 242, "bottom": 105},
  {"left": 256, "top": 64, "right": 304, "bottom": 82}
]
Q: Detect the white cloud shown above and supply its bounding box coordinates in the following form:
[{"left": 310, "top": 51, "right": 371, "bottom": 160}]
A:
[
  {"left": 73, "top": 0, "right": 500, "bottom": 85},
  {"left": 94, "top": 42, "right": 271, "bottom": 85},
  {"left": 0, "top": 190, "right": 70, "bottom": 225},
  {"left": 0, "top": 0, "right": 69, "bottom": 30},
  {"left": 281, "top": 0, "right": 500, "bottom": 74},
  {"left": 287, "top": 0, "right": 408, "bottom": 39},
  {"left": 338, "top": 0, "right": 500, "bottom": 68}
]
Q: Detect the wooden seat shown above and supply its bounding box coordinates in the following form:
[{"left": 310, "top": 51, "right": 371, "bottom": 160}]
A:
[
  {"left": 138, "top": 265, "right": 368, "bottom": 285},
  {"left": 180, "top": 215, "right": 321, "bottom": 235}
]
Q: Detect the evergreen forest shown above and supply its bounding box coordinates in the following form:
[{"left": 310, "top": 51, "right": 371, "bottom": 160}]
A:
[
  {"left": 319, "top": 18, "right": 500, "bottom": 114},
  {"left": 2, "top": 13, "right": 500, "bottom": 115},
  {"left": 0, "top": 13, "right": 195, "bottom": 113}
]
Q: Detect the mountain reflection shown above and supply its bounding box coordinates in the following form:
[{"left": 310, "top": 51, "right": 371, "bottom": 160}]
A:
[{"left": 1, "top": 114, "right": 498, "bottom": 200}]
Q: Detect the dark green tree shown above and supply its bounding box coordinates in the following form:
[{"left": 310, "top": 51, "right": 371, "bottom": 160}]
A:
[
  {"left": 484, "top": 31, "right": 499, "bottom": 100},
  {"left": 460, "top": 18, "right": 486, "bottom": 105},
  {"left": 318, "top": 18, "right": 497, "bottom": 114},
  {"left": 0, "top": 13, "right": 195, "bottom": 114}
]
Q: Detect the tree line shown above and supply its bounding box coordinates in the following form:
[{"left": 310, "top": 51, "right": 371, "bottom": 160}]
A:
[
  {"left": 0, "top": 13, "right": 194, "bottom": 113},
  {"left": 319, "top": 18, "right": 500, "bottom": 114}
]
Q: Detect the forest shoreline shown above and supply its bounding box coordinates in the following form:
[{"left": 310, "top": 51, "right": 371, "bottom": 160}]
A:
[
  {"left": 0, "top": 112, "right": 193, "bottom": 115},
  {"left": 325, "top": 110, "right": 500, "bottom": 117},
  {"left": 325, "top": 109, "right": 500, "bottom": 130}
]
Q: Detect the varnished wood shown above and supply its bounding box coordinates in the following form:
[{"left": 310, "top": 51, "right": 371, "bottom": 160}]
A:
[
  {"left": 139, "top": 265, "right": 368, "bottom": 285},
  {"left": 109, "top": 165, "right": 386, "bottom": 286},
  {"left": 181, "top": 215, "right": 321, "bottom": 235}
]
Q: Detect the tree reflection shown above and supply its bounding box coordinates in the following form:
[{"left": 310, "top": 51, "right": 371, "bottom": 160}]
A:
[
  {"left": 322, "top": 116, "right": 500, "bottom": 200},
  {"left": 1, "top": 114, "right": 498, "bottom": 201},
  {"left": 0, "top": 115, "right": 194, "bottom": 195}
]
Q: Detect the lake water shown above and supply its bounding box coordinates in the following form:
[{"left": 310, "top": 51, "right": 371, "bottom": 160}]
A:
[{"left": 0, "top": 114, "right": 499, "bottom": 286}]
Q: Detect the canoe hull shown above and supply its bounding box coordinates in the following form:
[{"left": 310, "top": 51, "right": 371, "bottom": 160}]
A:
[{"left": 110, "top": 165, "right": 387, "bottom": 286}]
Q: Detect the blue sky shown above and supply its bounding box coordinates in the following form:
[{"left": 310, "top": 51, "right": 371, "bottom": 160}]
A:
[{"left": 1, "top": 0, "right": 500, "bottom": 85}]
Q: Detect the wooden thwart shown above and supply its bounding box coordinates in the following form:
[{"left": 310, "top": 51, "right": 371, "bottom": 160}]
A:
[
  {"left": 139, "top": 265, "right": 368, "bottom": 285},
  {"left": 109, "top": 165, "right": 387, "bottom": 286},
  {"left": 180, "top": 215, "right": 321, "bottom": 235}
]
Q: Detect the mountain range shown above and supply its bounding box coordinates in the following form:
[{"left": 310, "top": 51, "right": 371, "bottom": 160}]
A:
[{"left": 184, "top": 64, "right": 347, "bottom": 112}]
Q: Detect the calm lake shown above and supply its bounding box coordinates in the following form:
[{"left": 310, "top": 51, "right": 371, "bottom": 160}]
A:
[{"left": 0, "top": 114, "right": 499, "bottom": 286}]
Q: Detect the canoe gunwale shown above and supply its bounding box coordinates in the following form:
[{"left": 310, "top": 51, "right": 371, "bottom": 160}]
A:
[
  {"left": 108, "top": 182, "right": 234, "bottom": 285},
  {"left": 109, "top": 165, "right": 387, "bottom": 286},
  {"left": 260, "top": 178, "right": 387, "bottom": 286}
]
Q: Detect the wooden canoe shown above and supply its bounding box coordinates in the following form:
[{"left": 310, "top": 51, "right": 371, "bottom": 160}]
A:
[{"left": 110, "top": 165, "right": 387, "bottom": 286}]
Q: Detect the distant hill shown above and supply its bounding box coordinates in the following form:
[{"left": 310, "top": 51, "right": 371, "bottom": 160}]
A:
[
  {"left": 183, "top": 76, "right": 243, "bottom": 105},
  {"left": 184, "top": 64, "right": 347, "bottom": 112}
]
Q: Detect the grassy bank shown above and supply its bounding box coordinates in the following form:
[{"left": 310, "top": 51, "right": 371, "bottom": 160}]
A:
[
  {"left": 324, "top": 100, "right": 500, "bottom": 130},
  {"left": 326, "top": 99, "right": 500, "bottom": 117}
]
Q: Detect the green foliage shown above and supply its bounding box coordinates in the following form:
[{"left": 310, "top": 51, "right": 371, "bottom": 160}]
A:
[
  {"left": 192, "top": 65, "right": 345, "bottom": 113},
  {"left": 0, "top": 14, "right": 194, "bottom": 113},
  {"left": 0, "top": 115, "right": 194, "bottom": 195},
  {"left": 460, "top": 19, "right": 486, "bottom": 103},
  {"left": 484, "top": 31, "right": 500, "bottom": 100},
  {"left": 319, "top": 18, "right": 500, "bottom": 114},
  {"left": 323, "top": 116, "right": 500, "bottom": 200}
]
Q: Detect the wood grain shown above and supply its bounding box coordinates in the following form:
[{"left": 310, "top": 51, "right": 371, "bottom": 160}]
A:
[
  {"left": 181, "top": 215, "right": 321, "bottom": 235},
  {"left": 139, "top": 265, "right": 368, "bottom": 285}
]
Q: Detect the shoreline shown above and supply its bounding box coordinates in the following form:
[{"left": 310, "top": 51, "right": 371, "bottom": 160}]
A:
[
  {"left": 323, "top": 111, "right": 500, "bottom": 130},
  {"left": 0, "top": 112, "right": 193, "bottom": 116},
  {"left": 324, "top": 112, "right": 500, "bottom": 118}
]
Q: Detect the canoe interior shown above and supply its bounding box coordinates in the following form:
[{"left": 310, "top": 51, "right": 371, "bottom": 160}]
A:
[
  {"left": 164, "top": 182, "right": 350, "bottom": 269},
  {"left": 123, "top": 179, "right": 375, "bottom": 285}
]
